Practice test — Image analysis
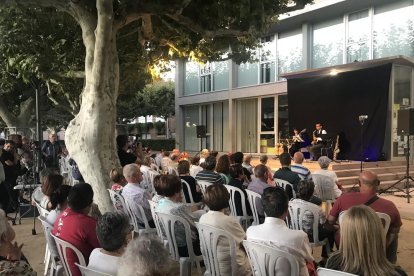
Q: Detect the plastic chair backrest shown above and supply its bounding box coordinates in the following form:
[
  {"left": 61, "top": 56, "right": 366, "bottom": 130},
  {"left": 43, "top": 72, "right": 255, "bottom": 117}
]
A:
[
  {"left": 181, "top": 179, "right": 195, "bottom": 204},
  {"left": 317, "top": 267, "right": 358, "bottom": 276},
  {"left": 148, "top": 200, "right": 166, "bottom": 241},
  {"left": 275, "top": 179, "right": 296, "bottom": 198},
  {"left": 123, "top": 196, "right": 150, "bottom": 231},
  {"left": 75, "top": 263, "right": 112, "bottom": 276},
  {"left": 224, "top": 184, "right": 249, "bottom": 218},
  {"left": 288, "top": 200, "right": 323, "bottom": 245},
  {"left": 38, "top": 216, "right": 60, "bottom": 267},
  {"left": 245, "top": 189, "right": 261, "bottom": 226},
  {"left": 52, "top": 234, "right": 86, "bottom": 276},
  {"left": 311, "top": 174, "right": 336, "bottom": 201},
  {"left": 156, "top": 212, "right": 197, "bottom": 261},
  {"left": 197, "top": 180, "right": 212, "bottom": 194},
  {"left": 34, "top": 200, "right": 50, "bottom": 217},
  {"left": 107, "top": 189, "right": 127, "bottom": 213},
  {"left": 196, "top": 223, "right": 238, "bottom": 276},
  {"left": 242, "top": 240, "right": 299, "bottom": 276},
  {"left": 338, "top": 210, "right": 391, "bottom": 233}
]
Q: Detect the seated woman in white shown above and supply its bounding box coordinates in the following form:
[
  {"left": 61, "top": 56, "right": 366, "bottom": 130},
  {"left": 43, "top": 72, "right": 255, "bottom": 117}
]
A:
[
  {"left": 88, "top": 212, "right": 133, "bottom": 275},
  {"left": 46, "top": 185, "right": 72, "bottom": 225}
]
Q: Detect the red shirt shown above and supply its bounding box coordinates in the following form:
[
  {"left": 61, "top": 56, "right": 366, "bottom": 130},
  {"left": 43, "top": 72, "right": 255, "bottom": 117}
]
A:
[
  {"left": 52, "top": 208, "right": 100, "bottom": 276},
  {"left": 330, "top": 192, "right": 402, "bottom": 244}
]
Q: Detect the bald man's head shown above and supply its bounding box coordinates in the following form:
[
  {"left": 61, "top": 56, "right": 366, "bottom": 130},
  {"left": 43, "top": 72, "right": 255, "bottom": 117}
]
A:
[
  {"left": 359, "top": 170, "right": 380, "bottom": 190},
  {"left": 293, "top": 152, "right": 304, "bottom": 164}
]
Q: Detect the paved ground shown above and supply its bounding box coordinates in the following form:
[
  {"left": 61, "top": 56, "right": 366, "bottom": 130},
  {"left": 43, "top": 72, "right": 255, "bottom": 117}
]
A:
[{"left": 12, "top": 193, "right": 414, "bottom": 275}]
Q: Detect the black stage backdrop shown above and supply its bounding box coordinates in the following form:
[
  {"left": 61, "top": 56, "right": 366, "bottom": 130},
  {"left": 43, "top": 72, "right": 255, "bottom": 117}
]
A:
[{"left": 287, "top": 64, "right": 392, "bottom": 161}]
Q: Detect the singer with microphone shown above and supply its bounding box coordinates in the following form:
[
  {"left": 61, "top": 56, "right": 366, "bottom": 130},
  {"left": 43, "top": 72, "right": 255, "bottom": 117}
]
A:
[{"left": 309, "top": 123, "right": 327, "bottom": 161}]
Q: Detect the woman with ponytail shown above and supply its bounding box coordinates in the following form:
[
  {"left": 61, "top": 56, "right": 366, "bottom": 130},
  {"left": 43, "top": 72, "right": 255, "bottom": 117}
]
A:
[{"left": 46, "top": 185, "right": 72, "bottom": 225}]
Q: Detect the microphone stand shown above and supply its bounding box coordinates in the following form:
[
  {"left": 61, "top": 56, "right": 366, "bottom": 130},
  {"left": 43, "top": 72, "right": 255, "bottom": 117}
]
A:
[{"left": 359, "top": 115, "right": 367, "bottom": 172}]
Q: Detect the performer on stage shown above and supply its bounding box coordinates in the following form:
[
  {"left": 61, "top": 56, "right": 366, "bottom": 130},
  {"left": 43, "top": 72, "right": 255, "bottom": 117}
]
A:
[
  {"left": 289, "top": 128, "right": 305, "bottom": 156},
  {"left": 309, "top": 123, "right": 327, "bottom": 161}
]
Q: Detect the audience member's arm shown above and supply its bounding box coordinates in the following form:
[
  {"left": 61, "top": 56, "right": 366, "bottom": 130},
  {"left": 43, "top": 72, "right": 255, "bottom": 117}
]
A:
[{"left": 386, "top": 226, "right": 400, "bottom": 247}]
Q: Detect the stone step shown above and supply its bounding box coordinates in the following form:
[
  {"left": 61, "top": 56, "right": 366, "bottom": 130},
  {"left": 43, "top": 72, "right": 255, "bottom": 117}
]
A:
[
  {"left": 343, "top": 179, "right": 414, "bottom": 194},
  {"left": 335, "top": 165, "right": 414, "bottom": 177},
  {"left": 338, "top": 171, "right": 414, "bottom": 186},
  {"left": 331, "top": 160, "right": 406, "bottom": 171}
]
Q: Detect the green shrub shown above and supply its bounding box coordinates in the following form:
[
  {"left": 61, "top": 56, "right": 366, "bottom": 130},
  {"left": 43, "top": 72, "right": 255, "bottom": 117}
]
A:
[{"left": 138, "top": 139, "right": 175, "bottom": 151}]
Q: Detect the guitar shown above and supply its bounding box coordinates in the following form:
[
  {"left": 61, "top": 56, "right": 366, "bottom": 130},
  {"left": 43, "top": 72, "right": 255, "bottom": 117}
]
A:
[{"left": 333, "top": 135, "right": 340, "bottom": 161}]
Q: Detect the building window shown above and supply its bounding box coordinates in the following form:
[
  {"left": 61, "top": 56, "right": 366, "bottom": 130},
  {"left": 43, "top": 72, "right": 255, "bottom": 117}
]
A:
[
  {"left": 346, "top": 10, "right": 370, "bottom": 63},
  {"left": 236, "top": 98, "right": 257, "bottom": 152},
  {"left": 277, "top": 94, "right": 289, "bottom": 138},
  {"left": 183, "top": 106, "right": 199, "bottom": 151},
  {"left": 200, "top": 63, "right": 212, "bottom": 93},
  {"left": 213, "top": 61, "right": 229, "bottom": 91},
  {"left": 278, "top": 30, "right": 303, "bottom": 79},
  {"left": 184, "top": 62, "right": 199, "bottom": 96},
  {"left": 312, "top": 18, "right": 344, "bottom": 68},
  {"left": 373, "top": 1, "right": 414, "bottom": 59},
  {"left": 260, "top": 36, "right": 276, "bottom": 83}
]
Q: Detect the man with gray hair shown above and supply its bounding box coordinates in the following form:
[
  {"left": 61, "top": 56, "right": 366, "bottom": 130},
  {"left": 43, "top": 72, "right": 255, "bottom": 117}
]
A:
[
  {"left": 122, "top": 164, "right": 154, "bottom": 227},
  {"left": 313, "top": 156, "right": 342, "bottom": 198}
]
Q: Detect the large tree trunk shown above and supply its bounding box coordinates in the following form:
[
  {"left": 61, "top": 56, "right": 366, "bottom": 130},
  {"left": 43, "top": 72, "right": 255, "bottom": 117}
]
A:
[{"left": 65, "top": 0, "right": 118, "bottom": 213}]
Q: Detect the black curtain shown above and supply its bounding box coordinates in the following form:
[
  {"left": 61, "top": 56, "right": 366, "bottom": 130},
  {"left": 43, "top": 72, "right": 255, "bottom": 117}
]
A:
[{"left": 287, "top": 64, "right": 392, "bottom": 161}]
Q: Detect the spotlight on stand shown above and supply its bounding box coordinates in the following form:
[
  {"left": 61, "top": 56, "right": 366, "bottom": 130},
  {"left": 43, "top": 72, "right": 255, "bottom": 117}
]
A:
[
  {"left": 358, "top": 114, "right": 368, "bottom": 172},
  {"left": 329, "top": 69, "right": 339, "bottom": 76},
  {"left": 359, "top": 115, "right": 368, "bottom": 125}
]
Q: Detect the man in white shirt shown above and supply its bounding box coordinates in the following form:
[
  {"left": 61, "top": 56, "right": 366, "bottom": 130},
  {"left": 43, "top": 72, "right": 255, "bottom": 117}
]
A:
[
  {"left": 246, "top": 186, "right": 313, "bottom": 276},
  {"left": 122, "top": 164, "right": 154, "bottom": 227}
]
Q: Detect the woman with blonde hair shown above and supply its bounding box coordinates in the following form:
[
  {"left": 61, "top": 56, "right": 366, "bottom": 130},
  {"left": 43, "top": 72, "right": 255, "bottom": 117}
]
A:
[{"left": 326, "top": 205, "right": 406, "bottom": 275}]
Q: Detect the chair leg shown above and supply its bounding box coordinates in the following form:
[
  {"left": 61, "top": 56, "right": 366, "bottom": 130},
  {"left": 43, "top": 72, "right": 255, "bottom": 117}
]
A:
[
  {"left": 179, "top": 258, "right": 192, "bottom": 276},
  {"left": 44, "top": 249, "right": 51, "bottom": 276}
]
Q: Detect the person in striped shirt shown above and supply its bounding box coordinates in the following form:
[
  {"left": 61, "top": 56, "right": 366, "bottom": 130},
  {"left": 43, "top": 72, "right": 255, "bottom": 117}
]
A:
[
  {"left": 290, "top": 152, "right": 311, "bottom": 180},
  {"left": 195, "top": 156, "right": 224, "bottom": 185}
]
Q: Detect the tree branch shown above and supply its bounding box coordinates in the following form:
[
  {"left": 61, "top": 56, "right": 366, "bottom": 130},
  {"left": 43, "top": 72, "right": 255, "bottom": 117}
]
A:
[
  {"left": 0, "top": 94, "right": 18, "bottom": 126},
  {"left": 17, "top": 97, "right": 35, "bottom": 125},
  {"left": 0, "top": 0, "right": 68, "bottom": 10},
  {"left": 46, "top": 81, "right": 77, "bottom": 116},
  {"left": 51, "top": 71, "right": 85, "bottom": 79}
]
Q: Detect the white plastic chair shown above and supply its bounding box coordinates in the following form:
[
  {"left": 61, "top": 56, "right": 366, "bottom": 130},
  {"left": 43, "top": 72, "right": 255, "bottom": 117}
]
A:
[
  {"left": 168, "top": 166, "right": 179, "bottom": 176},
  {"left": 224, "top": 184, "right": 253, "bottom": 230},
  {"left": 34, "top": 201, "right": 51, "bottom": 274},
  {"left": 38, "top": 216, "right": 64, "bottom": 276},
  {"left": 288, "top": 200, "right": 330, "bottom": 255},
  {"left": 156, "top": 212, "right": 203, "bottom": 276},
  {"left": 317, "top": 267, "right": 358, "bottom": 276},
  {"left": 197, "top": 180, "right": 212, "bottom": 194},
  {"left": 52, "top": 234, "right": 86, "bottom": 276},
  {"left": 338, "top": 210, "right": 391, "bottom": 234},
  {"left": 75, "top": 263, "right": 112, "bottom": 276},
  {"left": 196, "top": 223, "right": 238, "bottom": 276},
  {"left": 245, "top": 190, "right": 261, "bottom": 226},
  {"left": 123, "top": 196, "right": 156, "bottom": 235},
  {"left": 242, "top": 240, "right": 299, "bottom": 276},
  {"left": 275, "top": 178, "right": 296, "bottom": 198},
  {"left": 311, "top": 174, "right": 336, "bottom": 216},
  {"left": 107, "top": 189, "right": 127, "bottom": 213},
  {"left": 148, "top": 200, "right": 167, "bottom": 245},
  {"left": 181, "top": 179, "right": 195, "bottom": 204},
  {"left": 142, "top": 169, "right": 160, "bottom": 195}
]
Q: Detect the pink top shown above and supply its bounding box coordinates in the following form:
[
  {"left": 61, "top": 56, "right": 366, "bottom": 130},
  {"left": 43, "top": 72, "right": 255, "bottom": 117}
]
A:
[{"left": 111, "top": 183, "right": 123, "bottom": 192}]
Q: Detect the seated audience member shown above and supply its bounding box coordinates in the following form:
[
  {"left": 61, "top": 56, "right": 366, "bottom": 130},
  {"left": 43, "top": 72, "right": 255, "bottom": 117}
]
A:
[
  {"left": 189, "top": 156, "right": 203, "bottom": 178},
  {"left": 88, "top": 212, "right": 133, "bottom": 275},
  {"left": 32, "top": 168, "right": 58, "bottom": 205},
  {"left": 41, "top": 174, "right": 64, "bottom": 210},
  {"left": 47, "top": 185, "right": 72, "bottom": 225},
  {"left": 151, "top": 175, "right": 164, "bottom": 206},
  {"left": 156, "top": 175, "right": 201, "bottom": 257},
  {"left": 230, "top": 152, "right": 251, "bottom": 182},
  {"left": 259, "top": 154, "right": 274, "bottom": 185},
  {"left": 242, "top": 154, "right": 254, "bottom": 175},
  {"left": 154, "top": 149, "right": 164, "bottom": 169},
  {"left": 216, "top": 154, "right": 231, "bottom": 184},
  {"left": 122, "top": 164, "right": 154, "bottom": 228},
  {"left": 273, "top": 152, "right": 300, "bottom": 199},
  {"left": 247, "top": 164, "right": 272, "bottom": 219},
  {"left": 328, "top": 170, "right": 402, "bottom": 264},
  {"left": 161, "top": 151, "right": 172, "bottom": 172},
  {"left": 290, "top": 152, "right": 311, "bottom": 180},
  {"left": 313, "top": 156, "right": 342, "bottom": 198},
  {"left": 228, "top": 164, "right": 252, "bottom": 216},
  {"left": 246, "top": 187, "right": 314, "bottom": 276},
  {"left": 0, "top": 209, "right": 36, "bottom": 275},
  {"left": 199, "top": 149, "right": 209, "bottom": 164},
  {"left": 326, "top": 205, "right": 407, "bottom": 276},
  {"left": 195, "top": 156, "right": 224, "bottom": 185},
  {"left": 116, "top": 135, "right": 137, "bottom": 167},
  {"left": 118, "top": 234, "right": 170, "bottom": 276},
  {"left": 53, "top": 183, "right": 100, "bottom": 276},
  {"left": 178, "top": 160, "right": 202, "bottom": 203},
  {"left": 200, "top": 184, "right": 252, "bottom": 275},
  {"left": 291, "top": 180, "right": 334, "bottom": 263},
  {"left": 169, "top": 153, "right": 180, "bottom": 169},
  {"left": 110, "top": 167, "right": 126, "bottom": 192}
]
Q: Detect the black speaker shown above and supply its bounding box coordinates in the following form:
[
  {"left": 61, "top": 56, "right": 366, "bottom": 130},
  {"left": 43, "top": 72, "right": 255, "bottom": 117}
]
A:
[
  {"left": 196, "top": 125, "right": 207, "bottom": 138},
  {"left": 397, "top": 108, "right": 414, "bottom": 135}
]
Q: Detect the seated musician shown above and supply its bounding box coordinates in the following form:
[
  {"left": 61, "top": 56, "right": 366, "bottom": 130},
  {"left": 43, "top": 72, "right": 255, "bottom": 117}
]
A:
[
  {"left": 308, "top": 123, "right": 327, "bottom": 161},
  {"left": 289, "top": 128, "right": 305, "bottom": 156}
]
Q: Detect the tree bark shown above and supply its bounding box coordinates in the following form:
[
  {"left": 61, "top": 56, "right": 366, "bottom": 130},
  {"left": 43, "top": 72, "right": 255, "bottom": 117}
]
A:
[{"left": 65, "top": 0, "right": 118, "bottom": 213}]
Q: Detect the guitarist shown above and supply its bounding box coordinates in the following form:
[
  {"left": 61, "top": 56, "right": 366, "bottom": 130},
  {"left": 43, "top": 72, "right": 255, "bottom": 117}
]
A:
[{"left": 309, "top": 123, "right": 327, "bottom": 161}]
